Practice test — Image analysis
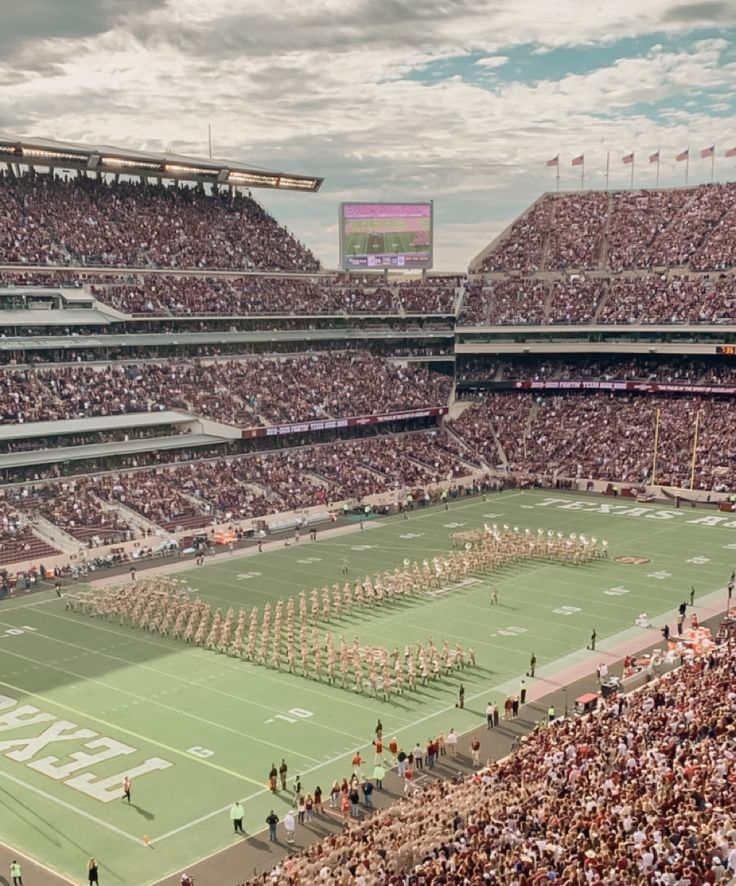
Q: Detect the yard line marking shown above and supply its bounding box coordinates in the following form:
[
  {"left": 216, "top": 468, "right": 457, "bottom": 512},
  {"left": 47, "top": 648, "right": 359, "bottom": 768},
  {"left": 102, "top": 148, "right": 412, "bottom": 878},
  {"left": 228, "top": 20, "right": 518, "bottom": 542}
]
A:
[
  {"left": 0, "top": 624, "right": 321, "bottom": 764},
  {"left": 0, "top": 769, "right": 141, "bottom": 846},
  {"left": 0, "top": 668, "right": 298, "bottom": 787}
]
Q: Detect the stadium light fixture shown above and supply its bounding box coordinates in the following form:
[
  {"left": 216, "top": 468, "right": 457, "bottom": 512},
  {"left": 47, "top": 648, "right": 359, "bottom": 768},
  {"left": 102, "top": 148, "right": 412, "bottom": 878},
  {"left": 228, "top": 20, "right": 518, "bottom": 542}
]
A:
[
  {"left": 102, "top": 156, "right": 160, "bottom": 170},
  {"left": 165, "top": 164, "right": 216, "bottom": 176},
  {"left": 21, "top": 148, "right": 81, "bottom": 161}
]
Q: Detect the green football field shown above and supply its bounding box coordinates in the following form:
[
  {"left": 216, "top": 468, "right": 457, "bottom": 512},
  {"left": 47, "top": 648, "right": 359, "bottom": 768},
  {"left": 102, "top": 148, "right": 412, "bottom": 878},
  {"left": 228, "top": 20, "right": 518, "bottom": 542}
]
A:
[{"left": 1, "top": 489, "right": 734, "bottom": 884}]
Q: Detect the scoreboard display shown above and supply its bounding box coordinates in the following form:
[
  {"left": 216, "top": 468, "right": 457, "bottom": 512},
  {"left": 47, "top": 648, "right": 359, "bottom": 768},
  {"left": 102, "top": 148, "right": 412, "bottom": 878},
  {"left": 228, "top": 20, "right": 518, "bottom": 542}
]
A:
[{"left": 339, "top": 202, "right": 433, "bottom": 270}]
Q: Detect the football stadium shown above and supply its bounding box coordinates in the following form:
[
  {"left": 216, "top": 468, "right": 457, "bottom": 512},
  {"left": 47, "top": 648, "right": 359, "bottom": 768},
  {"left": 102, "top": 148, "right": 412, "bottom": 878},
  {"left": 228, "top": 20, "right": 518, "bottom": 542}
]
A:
[{"left": 2, "top": 46, "right": 736, "bottom": 886}]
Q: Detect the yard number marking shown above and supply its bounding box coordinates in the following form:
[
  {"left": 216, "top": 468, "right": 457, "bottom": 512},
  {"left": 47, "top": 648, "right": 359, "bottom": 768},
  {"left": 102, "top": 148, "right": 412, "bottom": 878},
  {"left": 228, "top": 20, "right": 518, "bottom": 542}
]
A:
[
  {"left": 0, "top": 626, "right": 38, "bottom": 640},
  {"left": 269, "top": 708, "right": 314, "bottom": 725},
  {"left": 552, "top": 606, "right": 581, "bottom": 616},
  {"left": 497, "top": 625, "right": 527, "bottom": 637},
  {"left": 605, "top": 586, "right": 630, "bottom": 596},
  {"left": 647, "top": 570, "right": 672, "bottom": 580},
  {"left": 187, "top": 746, "right": 214, "bottom": 759},
  {"left": 236, "top": 572, "right": 263, "bottom": 581}
]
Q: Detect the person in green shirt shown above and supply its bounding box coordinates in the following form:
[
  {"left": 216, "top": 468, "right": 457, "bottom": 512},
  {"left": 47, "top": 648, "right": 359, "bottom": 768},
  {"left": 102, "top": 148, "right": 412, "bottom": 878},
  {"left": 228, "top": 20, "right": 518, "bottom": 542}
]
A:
[
  {"left": 229, "top": 801, "right": 245, "bottom": 833},
  {"left": 10, "top": 860, "right": 23, "bottom": 886},
  {"left": 372, "top": 761, "right": 386, "bottom": 789}
]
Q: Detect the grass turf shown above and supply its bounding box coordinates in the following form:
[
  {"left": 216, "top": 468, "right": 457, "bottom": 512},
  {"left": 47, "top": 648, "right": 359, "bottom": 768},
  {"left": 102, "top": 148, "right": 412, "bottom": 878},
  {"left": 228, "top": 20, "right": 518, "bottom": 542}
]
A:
[{"left": 0, "top": 489, "right": 733, "bottom": 884}]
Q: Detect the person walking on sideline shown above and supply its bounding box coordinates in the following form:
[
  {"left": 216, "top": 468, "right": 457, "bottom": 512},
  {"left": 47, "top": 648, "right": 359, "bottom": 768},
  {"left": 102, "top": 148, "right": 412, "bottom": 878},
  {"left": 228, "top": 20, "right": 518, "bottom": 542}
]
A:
[
  {"left": 446, "top": 728, "right": 458, "bottom": 756},
  {"left": 284, "top": 809, "right": 296, "bottom": 844},
  {"left": 528, "top": 652, "right": 537, "bottom": 677},
  {"left": 470, "top": 737, "right": 481, "bottom": 766},
  {"left": 122, "top": 775, "right": 131, "bottom": 804},
  {"left": 520, "top": 678, "right": 527, "bottom": 704},
  {"left": 88, "top": 858, "right": 99, "bottom": 885},
  {"left": 588, "top": 629, "right": 596, "bottom": 651},
  {"left": 10, "top": 860, "right": 22, "bottom": 886},
  {"left": 457, "top": 683, "right": 465, "bottom": 708},
  {"left": 230, "top": 801, "right": 245, "bottom": 834},
  {"left": 266, "top": 810, "right": 279, "bottom": 842},
  {"left": 279, "top": 758, "right": 288, "bottom": 791},
  {"left": 268, "top": 763, "right": 278, "bottom": 792},
  {"left": 690, "top": 585, "right": 695, "bottom": 606},
  {"left": 486, "top": 701, "right": 494, "bottom": 729}
]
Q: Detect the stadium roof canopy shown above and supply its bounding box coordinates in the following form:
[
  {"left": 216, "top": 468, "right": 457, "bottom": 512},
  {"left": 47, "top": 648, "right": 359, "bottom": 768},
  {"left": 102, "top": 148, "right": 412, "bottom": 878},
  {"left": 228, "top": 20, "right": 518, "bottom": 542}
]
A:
[{"left": 0, "top": 134, "right": 323, "bottom": 192}]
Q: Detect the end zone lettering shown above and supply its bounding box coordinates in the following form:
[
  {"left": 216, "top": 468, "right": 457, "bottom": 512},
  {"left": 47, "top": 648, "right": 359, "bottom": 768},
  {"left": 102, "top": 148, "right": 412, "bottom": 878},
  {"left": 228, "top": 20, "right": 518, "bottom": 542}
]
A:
[
  {"left": 0, "top": 694, "right": 172, "bottom": 802},
  {"left": 534, "top": 498, "right": 736, "bottom": 528}
]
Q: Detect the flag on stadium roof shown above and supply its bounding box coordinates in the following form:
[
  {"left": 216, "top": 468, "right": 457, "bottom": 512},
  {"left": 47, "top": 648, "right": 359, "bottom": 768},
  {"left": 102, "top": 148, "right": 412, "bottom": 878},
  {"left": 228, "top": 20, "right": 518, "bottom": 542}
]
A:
[
  {"left": 676, "top": 148, "right": 689, "bottom": 161},
  {"left": 546, "top": 155, "right": 559, "bottom": 167},
  {"left": 726, "top": 147, "right": 736, "bottom": 158},
  {"left": 622, "top": 153, "right": 634, "bottom": 164},
  {"left": 701, "top": 145, "right": 715, "bottom": 159},
  {"left": 571, "top": 154, "right": 584, "bottom": 166},
  {"left": 649, "top": 150, "right": 660, "bottom": 163}
]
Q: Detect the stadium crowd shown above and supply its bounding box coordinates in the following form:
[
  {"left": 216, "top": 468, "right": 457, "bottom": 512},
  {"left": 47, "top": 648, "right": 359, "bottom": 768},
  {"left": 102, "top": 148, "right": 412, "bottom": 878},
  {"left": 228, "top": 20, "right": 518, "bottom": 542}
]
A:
[
  {"left": 243, "top": 639, "right": 736, "bottom": 886},
  {"left": 478, "top": 183, "right": 736, "bottom": 274},
  {"left": 0, "top": 173, "right": 318, "bottom": 271},
  {"left": 0, "top": 355, "right": 451, "bottom": 427},
  {"left": 0, "top": 431, "right": 477, "bottom": 555},
  {"left": 452, "top": 391, "right": 736, "bottom": 490},
  {"left": 459, "top": 273, "right": 736, "bottom": 326},
  {"left": 456, "top": 356, "right": 736, "bottom": 385},
  {"left": 87, "top": 275, "right": 458, "bottom": 317}
]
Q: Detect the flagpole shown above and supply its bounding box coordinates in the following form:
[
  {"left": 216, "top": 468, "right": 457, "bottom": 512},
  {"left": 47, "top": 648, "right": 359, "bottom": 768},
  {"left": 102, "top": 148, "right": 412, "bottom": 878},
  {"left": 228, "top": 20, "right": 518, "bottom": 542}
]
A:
[
  {"left": 605, "top": 151, "right": 610, "bottom": 191},
  {"left": 711, "top": 145, "right": 716, "bottom": 184},
  {"left": 630, "top": 155, "right": 635, "bottom": 189},
  {"left": 581, "top": 158, "right": 584, "bottom": 190},
  {"left": 656, "top": 148, "right": 660, "bottom": 187},
  {"left": 685, "top": 150, "right": 689, "bottom": 186}
]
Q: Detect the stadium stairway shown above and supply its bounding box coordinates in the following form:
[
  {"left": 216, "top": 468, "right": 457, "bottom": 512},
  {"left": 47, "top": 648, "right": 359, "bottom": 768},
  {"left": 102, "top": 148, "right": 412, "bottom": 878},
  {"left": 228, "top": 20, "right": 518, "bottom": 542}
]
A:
[{"left": 27, "top": 515, "right": 81, "bottom": 556}]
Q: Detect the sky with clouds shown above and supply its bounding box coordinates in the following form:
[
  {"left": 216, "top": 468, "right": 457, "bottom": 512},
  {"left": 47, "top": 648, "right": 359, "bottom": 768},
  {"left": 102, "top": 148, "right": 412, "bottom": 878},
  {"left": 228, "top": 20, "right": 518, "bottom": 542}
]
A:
[{"left": 2, "top": 0, "right": 736, "bottom": 269}]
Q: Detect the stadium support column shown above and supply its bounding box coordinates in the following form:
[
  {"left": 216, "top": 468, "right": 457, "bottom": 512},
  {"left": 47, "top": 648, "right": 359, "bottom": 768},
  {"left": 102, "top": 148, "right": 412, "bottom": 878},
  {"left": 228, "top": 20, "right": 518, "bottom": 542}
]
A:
[{"left": 651, "top": 407, "right": 661, "bottom": 486}]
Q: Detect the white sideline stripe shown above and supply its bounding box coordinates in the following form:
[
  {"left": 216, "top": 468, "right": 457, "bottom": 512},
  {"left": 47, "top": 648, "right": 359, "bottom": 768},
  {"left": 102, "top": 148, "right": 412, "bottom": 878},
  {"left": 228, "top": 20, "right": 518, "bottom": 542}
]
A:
[
  {"left": 0, "top": 836, "right": 78, "bottom": 885},
  {"left": 0, "top": 769, "right": 141, "bottom": 846}
]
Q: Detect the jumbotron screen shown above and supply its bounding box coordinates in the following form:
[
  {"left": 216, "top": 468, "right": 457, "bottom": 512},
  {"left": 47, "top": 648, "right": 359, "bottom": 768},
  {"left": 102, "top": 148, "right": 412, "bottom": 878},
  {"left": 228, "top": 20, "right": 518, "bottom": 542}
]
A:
[{"left": 340, "top": 202, "right": 433, "bottom": 269}]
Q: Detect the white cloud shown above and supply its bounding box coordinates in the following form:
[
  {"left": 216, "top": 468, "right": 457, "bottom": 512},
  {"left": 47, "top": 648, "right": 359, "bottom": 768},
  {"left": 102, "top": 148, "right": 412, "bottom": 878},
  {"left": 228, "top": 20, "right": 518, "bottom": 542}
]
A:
[
  {"left": 475, "top": 55, "right": 510, "bottom": 68},
  {"left": 0, "top": 1, "right": 735, "bottom": 269}
]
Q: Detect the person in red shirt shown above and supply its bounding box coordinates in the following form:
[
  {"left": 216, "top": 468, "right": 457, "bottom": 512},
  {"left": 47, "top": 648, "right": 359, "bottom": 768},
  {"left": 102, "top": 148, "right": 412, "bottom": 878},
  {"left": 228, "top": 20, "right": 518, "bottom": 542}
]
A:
[{"left": 388, "top": 736, "right": 398, "bottom": 758}]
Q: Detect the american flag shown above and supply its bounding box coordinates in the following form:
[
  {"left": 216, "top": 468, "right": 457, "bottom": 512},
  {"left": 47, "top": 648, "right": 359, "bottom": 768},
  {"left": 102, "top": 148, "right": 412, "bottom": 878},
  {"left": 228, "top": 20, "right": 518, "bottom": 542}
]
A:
[
  {"left": 649, "top": 151, "right": 660, "bottom": 163},
  {"left": 676, "top": 148, "right": 689, "bottom": 162},
  {"left": 726, "top": 147, "right": 736, "bottom": 158},
  {"left": 571, "top": 154, "right": 584, "bottom": 166},
  {"left": 701, "top": 145, "right": 714, "bottom": 159},
  {"left": 546, "top": 155, "right": 559, "bottom": 167},
  {"left": 622, "top": 153, "right": 634, "bottom": 164}
]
